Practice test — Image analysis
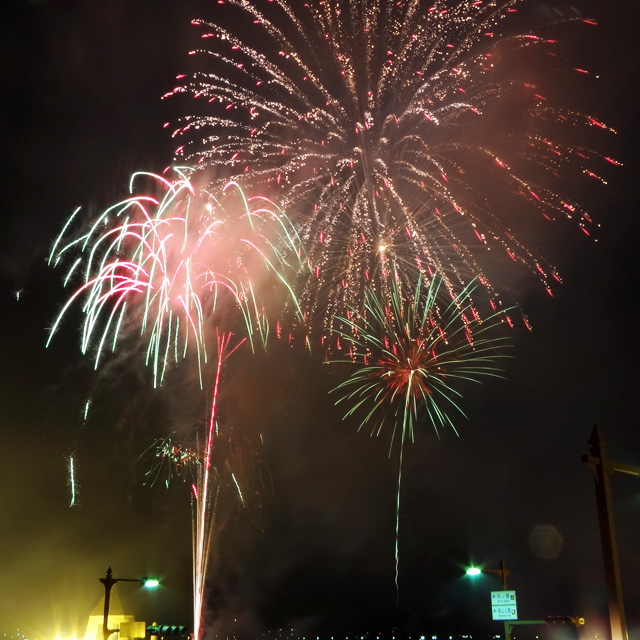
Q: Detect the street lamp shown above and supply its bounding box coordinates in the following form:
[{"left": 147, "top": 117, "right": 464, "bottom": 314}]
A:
[
  {"left": 465, "top": 559, "right": 509, "bottom": 589},
  {"left": 466, "top": 562, "right": 586, "bottom": 637},
  {"left": 465, "top": 560, "right": 511, "bottom": 640},
  {"left": 100, "top": 567, "right": 160, "bottom": 640},
  {"left": 142, "top": 579, "right": 160, "bottom": 588}
]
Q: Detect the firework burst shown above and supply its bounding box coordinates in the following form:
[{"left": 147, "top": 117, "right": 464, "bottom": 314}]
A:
[
  {"left": 332, "top": 272, "right": 510, "bottom": 442},
  {"left": 330, "top": 268, "right": 511, "bottom": 590},
  {"left": 143, "top": 435, "right": 203, "bottom": 488},
  {"left": 169, "top": 0, "right": 616, "bottom": 346},
  {"left": 47, "top": 167, "right": 303, "bottom": 386}
]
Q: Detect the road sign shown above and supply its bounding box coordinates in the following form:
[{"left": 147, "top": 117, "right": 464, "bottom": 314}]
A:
[{"left": 491, "top": 590, "right": 518, "bottom": 621}]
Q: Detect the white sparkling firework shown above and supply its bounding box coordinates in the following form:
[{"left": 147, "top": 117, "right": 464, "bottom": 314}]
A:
[{"left": 169, "top": 0, "right": 616, "bottom": 347}]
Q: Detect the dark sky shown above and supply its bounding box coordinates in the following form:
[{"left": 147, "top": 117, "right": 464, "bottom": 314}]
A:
[{"left": 1, "top": 1, "right": 639, "bottom": 639}]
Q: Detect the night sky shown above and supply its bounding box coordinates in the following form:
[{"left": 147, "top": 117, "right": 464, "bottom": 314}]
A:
[{"left": 1, "top": 1, "right": 639, "bottom": 639}]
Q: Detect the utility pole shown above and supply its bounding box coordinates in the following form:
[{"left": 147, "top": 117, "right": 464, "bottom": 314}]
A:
[
  {"left": 496, "top": 560, "right": 511, "bottom": 640},
  {"left": 475, "top": 560, "right": 511, "bottom": 640},
  {"left": 99, "top": 567, "right": 160, "bottom": 640},
  {"left": 100, "top": 567, "right": 122, "bottom": 640},
  {"left": 484, "top": 558, "right": 509, "bottom": 589},
  {"left": 582, "top": 426, "right": 640, "bottom": 640}
]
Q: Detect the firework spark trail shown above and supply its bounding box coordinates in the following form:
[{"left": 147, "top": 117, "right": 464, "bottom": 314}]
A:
[
  {"left": 142, "top": 436, "right": 203, "bottom": 488},
  {"left": 169, "top": 0, "right": 616, "bottom": 347},
  {"left": 141, "top": 335, "right": 257, "bottom": 640},
  {"left": 68, "top": 455, "right": 78, "bottom": 507},
  {"left": 189, "top": 331, "right": 271, "bottom": 640},
  {"left": 48, "top": 168, "right": 303, "bottom": 384},
  {"left": 192, "top": 332, "right": 236, "bottom": 640},
  {"left": 330, "top": 268, "right": 511, "bottom": 593}
]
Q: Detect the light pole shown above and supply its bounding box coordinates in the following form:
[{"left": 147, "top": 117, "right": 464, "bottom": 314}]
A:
[
  {"left": 466, "top": 562, "right": 586, "bottom": 637},
  {"left": 465, "top": 559, "right": 511, "bottom": 640},
  {"left": 582, "top": 426, "right": 640, "bottom": 640},
  {"left": 99, "top": 567, "right": 160, "bottom": 640}
]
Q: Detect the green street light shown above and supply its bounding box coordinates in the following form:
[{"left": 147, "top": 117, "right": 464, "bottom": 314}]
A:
[
  {"left": 100, "top": 567, "right": 161, "bottom": 640},
  {"left": 464, "top": 560, "right": 511, "bottom": 640},
  {"left": 464, "top": 560, "right": 509, "bottom": 588}
]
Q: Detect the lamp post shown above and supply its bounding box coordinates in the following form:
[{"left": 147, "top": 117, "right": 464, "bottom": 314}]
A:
[
  {"left": 465, "top": 559, "right": 511, "bottom": 640},
  {"left": 99, "top": 567, "right": 160, "bottom": 640},
  {"left": 582, "top": 426, "right": 640, "bottom": 640}
]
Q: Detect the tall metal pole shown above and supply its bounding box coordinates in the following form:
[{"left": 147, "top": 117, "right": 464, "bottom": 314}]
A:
[
  {"left": 483, "top": 560, "right": 511, "bottom": 640},
  {"left": 582, "top": 426, "right": 640, "bottom": 640},
  {"left": 499, "top": 561, "right": 510, "bottom": 640},
  {"left": 100, "top": 567, "right": 116, "bottom": 640}
]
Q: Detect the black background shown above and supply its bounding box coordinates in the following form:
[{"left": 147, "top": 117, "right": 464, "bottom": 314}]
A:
[{"left": 1, "top": 0, "right": 639, "bottom": 638}]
